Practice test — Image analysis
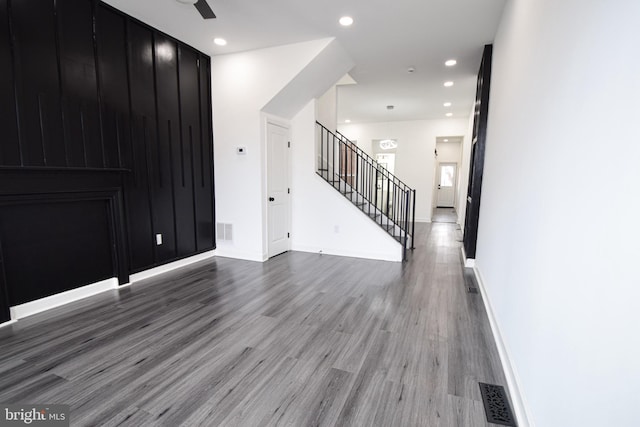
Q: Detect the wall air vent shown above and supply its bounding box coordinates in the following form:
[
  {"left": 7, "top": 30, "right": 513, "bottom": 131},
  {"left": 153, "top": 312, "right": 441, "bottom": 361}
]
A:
[{"left": 216, "top": 223, "right": 233, "bottom": 241}]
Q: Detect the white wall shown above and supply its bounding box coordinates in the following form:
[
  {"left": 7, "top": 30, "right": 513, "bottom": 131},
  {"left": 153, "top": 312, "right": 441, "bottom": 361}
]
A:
[
  {"left": 316, "top": 85, "right": 337, "bottom": 132},
  {"left": 290, "top": 101, "right": 402, "bottom": 261},
  {"left": 211, "top": 38, "right": 342, "bottom": 261},
  {"left": 476, "top": 1, "right": 640, "bottom": 426},
  {"left": 339, "top": 119, "right": 468, "bottom": 222}
]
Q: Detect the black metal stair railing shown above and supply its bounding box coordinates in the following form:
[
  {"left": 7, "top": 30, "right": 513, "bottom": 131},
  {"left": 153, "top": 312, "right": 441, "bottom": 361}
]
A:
[{"left": 316, "top": 121, "right": 416, "bottom": 260}]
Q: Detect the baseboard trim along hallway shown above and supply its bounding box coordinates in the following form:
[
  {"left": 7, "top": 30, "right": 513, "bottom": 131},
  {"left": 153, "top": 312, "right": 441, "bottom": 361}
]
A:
[{"left": 472, "top": 264, "right": 533, "bottom": 427}]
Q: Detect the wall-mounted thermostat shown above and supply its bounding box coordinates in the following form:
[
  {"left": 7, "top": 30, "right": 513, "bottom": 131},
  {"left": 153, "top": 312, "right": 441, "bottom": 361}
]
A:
[{"left": 237, "top": 147, "right": 247, "bottom": 155}]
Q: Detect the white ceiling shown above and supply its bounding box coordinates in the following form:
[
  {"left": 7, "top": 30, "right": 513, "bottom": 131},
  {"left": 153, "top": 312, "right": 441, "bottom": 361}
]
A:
[{"left": 103, "top": 0, "right": 506, "bottom": 123}]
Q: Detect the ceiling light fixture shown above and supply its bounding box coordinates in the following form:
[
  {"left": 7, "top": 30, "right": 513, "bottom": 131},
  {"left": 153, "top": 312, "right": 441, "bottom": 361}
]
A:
[
  {"left": 214, "top": 38, "right": 227, "bottom": 46},
  {"left": 446, "top": 113, "right": 453, "bottom": 117},
  {"left": 444, "top": 139, "right": 449, "bottom": 142},
  {"left": 445, "top": 59, "right": 457, "bottom": 66},
  {"left": 443, "top": 102, "right": 452, "bottom": 107},
  {"left": 176, "top": 0, "right": 198, "bottom": 4},
  {"left": 339, "top": 16, "right": 354, "bottom": 26},
  {"left": 444, "top": 81, "right": 454, "bottom": 87},
  {"left": 345, "top": 119, "right": 351, "bottom": 123}
]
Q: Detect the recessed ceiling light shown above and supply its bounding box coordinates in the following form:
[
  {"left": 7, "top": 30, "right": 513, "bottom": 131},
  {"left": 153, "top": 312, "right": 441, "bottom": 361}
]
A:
[
  {"left": 345, "top": 119, "right": 351, "bottom": 123},
  {"left": 444, "top": 139, "right": 449, "bottom": 142},
  {"left": 339, "top": 16, "right": 354, "bottom": 26},
  {"left": 214, "top": 38, "right": 227, "bottom": 46},
  {"left": 445, "top": 59, "right": 457, "bottom": 66},
  {"left": 444, "top": 81, "right": 454, "bottom": 87},
  {"left": 443, "top": 102, "right": 452, "bottom": 107},
  {"left": 446, "top": 113, "right": 453, "bottom": 117}
]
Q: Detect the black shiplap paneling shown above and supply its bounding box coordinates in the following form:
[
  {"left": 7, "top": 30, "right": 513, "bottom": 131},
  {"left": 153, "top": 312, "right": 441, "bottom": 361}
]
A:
[
  {"left": 57, "top": 0, "right": 102, "bottom": 168},
  {"left": 95, "top": 5, "right": 134, "bottom": 275},
  {"left": 95, "top": 5, "right": 131, "bottom": 170},
  {"left": 0, "top": 0, "right": 20, "bottom": 166},
  {"left": 152, "top": 34, "right": 179, "bottom": 262},
  {"left": 0, "top": 165, "right": 128, "bottom": 314},
  {"left": 0, "top": 235, "right": 9, "bottom": 322},
  {"left": 0, "top": 1, "right": 215, "bottom": 316},
  {"left": 11, "top": 0, "right": 65, "bottom": 166},
  {"left": 195, "top": 54, "right": 215, "bottom": 250},
  {"left": 126, "top": 21, "right": 156, "bottom": 271},
  {"left": 176, "top": 45, "right": 198, "bottom": 256},
  {"left": 0, "top": 251, "right": 9, "bottom": 322},
  {"left": 0, "top": 199, "right": 114, "bottom": 305}
]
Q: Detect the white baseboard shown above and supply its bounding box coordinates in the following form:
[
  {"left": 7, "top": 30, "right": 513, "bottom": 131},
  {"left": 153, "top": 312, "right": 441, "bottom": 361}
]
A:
[
  {"left": 460, "top": 246, "right": 475, "bottom": 268},
  {"left": 472, "top": 264, "right": 532, "bottom": 427},
  {"left": 10, "top": 277, "right": 118, "bottom": 320},
  {"left": 209, "top": 248, "right": 265, "bottom": 263},
  {"left": 0, "top": 319, "right": 17, "bottom": 329},
  {"left": 8, "top": 250, "right": 217, "bottom": 320},
  {"left": 126, "top": 249, "right": 216, "bottom": 284},
  {"left": 291, "top": 244, "right": 402, "bottom": 262}
]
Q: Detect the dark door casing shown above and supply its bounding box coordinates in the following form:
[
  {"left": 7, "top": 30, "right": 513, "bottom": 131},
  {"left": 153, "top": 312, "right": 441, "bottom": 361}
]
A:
[{"left": 463, "top": 44, "right": 493, "bottom": 260}]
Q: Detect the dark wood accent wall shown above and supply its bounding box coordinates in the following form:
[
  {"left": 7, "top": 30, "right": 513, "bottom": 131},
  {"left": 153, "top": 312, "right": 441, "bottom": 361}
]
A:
[
  {"left": 0, "top": 0, "right": 215, "bottom": 322},
  {"left": 463, "top": 44, "right": 492, "bottom": 259}
]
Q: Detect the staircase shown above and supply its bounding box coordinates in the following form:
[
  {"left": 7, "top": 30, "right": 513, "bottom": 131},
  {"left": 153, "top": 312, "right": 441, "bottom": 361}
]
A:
[{"left": 316, "top": 121, "right": 416, "bottom": 260}]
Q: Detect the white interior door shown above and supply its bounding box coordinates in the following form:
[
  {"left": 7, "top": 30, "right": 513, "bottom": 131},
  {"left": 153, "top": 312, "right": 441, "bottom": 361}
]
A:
[
  {"left": 437, "top": 162, "right": 457, "bottom": 207},
  {"left": 267, "top": 122, "right": 290, "bottom": 257}
]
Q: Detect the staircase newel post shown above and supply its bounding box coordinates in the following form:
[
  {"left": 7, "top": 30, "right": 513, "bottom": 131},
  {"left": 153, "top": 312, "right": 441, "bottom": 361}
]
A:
[
  {"left": 411, "top": 189, "right": 416, "bottom": 250},
  {"left": 319, "top": 126, "right": 324, "bottom": 178},
  {"left": 404, "top": 188, "right": 410, "bottom": 260},
  {"left": 386, "top": 175, "right": 391, "bottom": 217},
  {"left": 374, "top": 168, "right": 379, "bottom": 215}
]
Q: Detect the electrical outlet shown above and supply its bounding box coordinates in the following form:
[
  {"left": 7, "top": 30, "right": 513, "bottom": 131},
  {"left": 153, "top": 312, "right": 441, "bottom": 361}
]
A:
[{"left": 156, "top": 234, "right": 163, "bottom": 245}]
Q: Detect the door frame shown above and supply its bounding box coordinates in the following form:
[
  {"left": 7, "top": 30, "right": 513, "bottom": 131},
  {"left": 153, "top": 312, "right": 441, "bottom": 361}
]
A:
[
  {"left": 262, "top": 115, "right": 291, "bottom": 260},
  {"left": 436, "top": 162, "right": 458, "bottom": 208}
]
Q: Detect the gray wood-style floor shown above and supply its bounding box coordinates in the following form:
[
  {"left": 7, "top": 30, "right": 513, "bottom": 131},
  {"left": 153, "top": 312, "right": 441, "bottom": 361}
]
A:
[
  {"left": 0, "top": 222, "right": 507, "bottom": 426},
  {"left": 432, "top": 208, "right": 458, "bottom": 224}
]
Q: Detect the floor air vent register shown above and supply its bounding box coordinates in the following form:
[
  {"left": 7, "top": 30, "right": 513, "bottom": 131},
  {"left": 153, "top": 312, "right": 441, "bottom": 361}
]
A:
[{"left": 479, "top": 382, "right": 517, "bottom": 426}]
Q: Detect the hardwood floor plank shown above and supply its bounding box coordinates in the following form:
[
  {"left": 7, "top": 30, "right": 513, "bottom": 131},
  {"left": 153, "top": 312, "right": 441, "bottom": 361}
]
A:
[{"left": 0, "top": 223, "right": 510, "bottom": 426}]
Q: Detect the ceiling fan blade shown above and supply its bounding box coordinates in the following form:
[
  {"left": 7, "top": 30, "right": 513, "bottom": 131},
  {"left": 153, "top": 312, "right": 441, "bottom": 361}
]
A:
[{"left": 194, "top": 0, "right": 216, "bottom": 19}]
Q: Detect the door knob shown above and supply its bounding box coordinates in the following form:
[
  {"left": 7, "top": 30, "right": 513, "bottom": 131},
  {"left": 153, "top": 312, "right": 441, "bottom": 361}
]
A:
[{"left": 269, "top": 197, "right": 275, "bottom": 201}]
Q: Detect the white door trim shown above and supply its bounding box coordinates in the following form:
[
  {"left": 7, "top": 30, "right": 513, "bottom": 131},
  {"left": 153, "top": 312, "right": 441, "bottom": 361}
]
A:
[
  {"left": 264, "top": 116, "right": 291, "bottom": 259},
  {"left": 436, "top": 162, "right": 458, "bottom": 208}
]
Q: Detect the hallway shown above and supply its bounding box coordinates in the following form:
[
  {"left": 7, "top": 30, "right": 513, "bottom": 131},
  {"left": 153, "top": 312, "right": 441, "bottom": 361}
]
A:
[
  {"left": 0, "top": 223, "right": 507, "bottom": 426},
  {"left": 432, "top": 207, "right": 458, "bottom": 224}
]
